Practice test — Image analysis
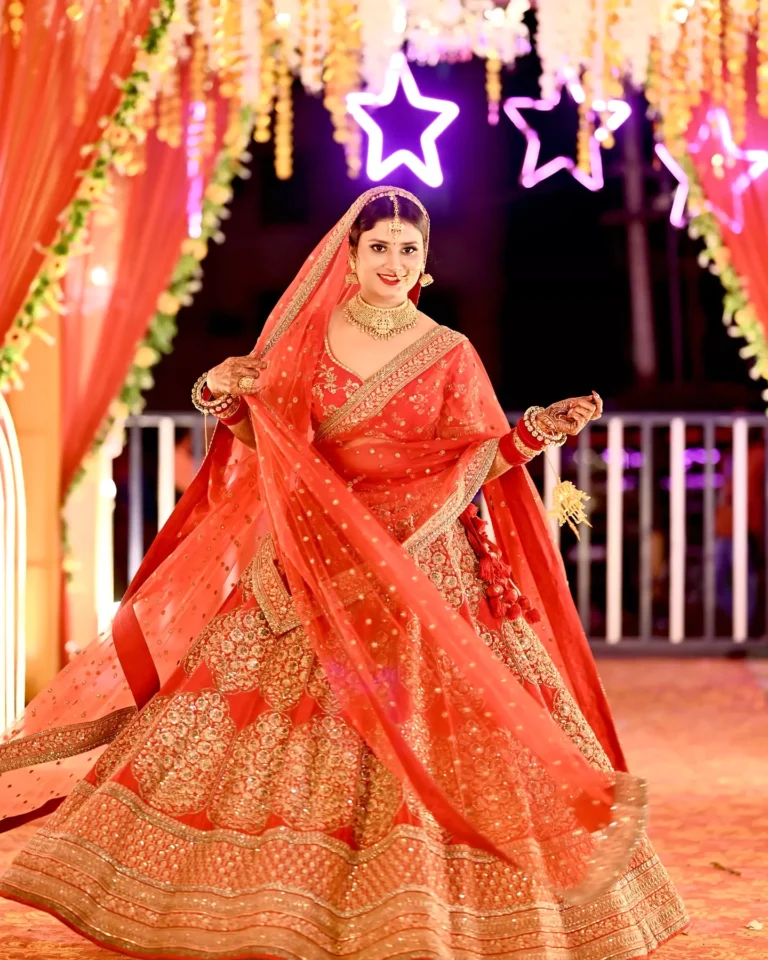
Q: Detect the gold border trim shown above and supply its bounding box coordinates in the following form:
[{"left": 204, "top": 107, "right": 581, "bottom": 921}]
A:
[
  {"left": 1, "top": 779, "right": 687, "bottom": 960},
  {"left": 0, "top": 707, "right": 137, "bottom": 774},
  {"left": 315, "top": 327, "right": 464, "bottom": 443},
  {"left": 251, "top": 534, "right": 301, "bottom": 635},
  {"left": 323, "top": 334, "right": 360, "bottom": 378},
  {"left": 402, "top": 438, "right": 499, "bottom": 556}
]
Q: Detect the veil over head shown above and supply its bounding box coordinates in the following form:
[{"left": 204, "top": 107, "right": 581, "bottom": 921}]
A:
[{"left": 1, "top": 186, "right": 637, "bottom": 904}]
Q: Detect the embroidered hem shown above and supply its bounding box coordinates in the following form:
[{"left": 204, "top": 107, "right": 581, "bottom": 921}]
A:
[{"left": 1, "top": 781, "right": 688, "bottom": 960}]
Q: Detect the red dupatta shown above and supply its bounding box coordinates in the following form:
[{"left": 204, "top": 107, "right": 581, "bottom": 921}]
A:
[{"left": 0, "top": 187, "right": 636, "bottom": 904}]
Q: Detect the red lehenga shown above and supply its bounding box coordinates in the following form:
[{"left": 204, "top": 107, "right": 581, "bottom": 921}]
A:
[{"left": 0, "top": 187, "right": 687, "bottom": 959}]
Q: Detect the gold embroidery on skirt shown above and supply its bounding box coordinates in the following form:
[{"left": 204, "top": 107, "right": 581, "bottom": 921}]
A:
[
  {"left": 271, "top": 714, "right": 363, "bottom": 832},
  {"left": 305, "top": 655, "right": 344, "bottom": 714},
  {"left": 131, "top": 690, "right": 236, "bottom": 816},
  {"left": 352, "top": 747, "right": 403, "bottom": 848},
  {"left": 93, "top": 697, "right": 170, "bottom": 787},
  {"left": 209, "top": 711, "right": 293, "bottom": 833},
  {"left": 0, "top": 779, "right": 687, "bottom": 960}
]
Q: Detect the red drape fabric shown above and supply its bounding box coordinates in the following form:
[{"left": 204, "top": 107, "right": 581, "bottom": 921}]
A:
[
  {"left": 0, "top": 0, "right": 157, "bottom": 344},
  {"left": 686, "top": 46, "right": 768, "bottom": 350},
  {"left": 60, "top": 82, "right": 228, "bottom": 495}
]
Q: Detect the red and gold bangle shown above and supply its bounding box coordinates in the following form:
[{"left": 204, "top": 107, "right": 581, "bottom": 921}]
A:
[
  {"left": 215, "top": 397, "right": 248, "bottom": 426},
  {"left": 515, "top": 416, "right": 547, "bottom": 453},
  {"left": 498, "top": 424, "right": 545, "bottom": 466},
  {"left": 191, "top": 372, "right": 239, "bottom": 417}
]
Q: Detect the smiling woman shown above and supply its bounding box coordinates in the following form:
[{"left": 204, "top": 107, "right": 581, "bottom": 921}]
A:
[
  {"left": 0, "top": 186, "right": 687, "bottom": 960},
  {"left": 325, "top": 192, "right": 440, "bottom": 380},
  {"left": 348, "top": 192, "right": 429, "bottom": 302}
]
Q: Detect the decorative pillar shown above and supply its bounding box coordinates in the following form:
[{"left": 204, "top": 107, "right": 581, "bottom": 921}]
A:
[{"left": 8, "top": 315, "right": 62, "bottom": 700}]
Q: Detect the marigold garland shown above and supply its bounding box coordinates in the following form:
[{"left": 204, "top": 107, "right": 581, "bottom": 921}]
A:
[
  {"left": 65, "top": 106, "right": 254, "bottom": 499},
  {"left": 0, "top": 0, "right": 177, "bottom": 394}
]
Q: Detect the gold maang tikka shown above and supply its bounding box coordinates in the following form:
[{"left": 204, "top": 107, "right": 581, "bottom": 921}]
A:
[
  {"left": 388, "top": 192, "right": 403, "bottom": 237},
  {"left": 388, "top": 192, "right": 433, "bottom": 286}
]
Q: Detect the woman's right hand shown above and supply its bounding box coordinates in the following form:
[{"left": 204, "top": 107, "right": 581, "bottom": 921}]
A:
[{"left": 207, "top": 356, "right": 268, "bottom": 396}]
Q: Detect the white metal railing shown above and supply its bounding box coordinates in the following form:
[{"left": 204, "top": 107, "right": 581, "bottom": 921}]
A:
[
  {"left": 0, "top": 395, "right": 26, "bottom": 725},
  {"left": 117, "top": 412, "right": 768, "bottom": 650}
]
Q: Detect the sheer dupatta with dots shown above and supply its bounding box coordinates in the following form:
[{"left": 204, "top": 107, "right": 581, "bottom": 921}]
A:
[{"left": 1, "top": 187, "right": 634, "bottom": 905}]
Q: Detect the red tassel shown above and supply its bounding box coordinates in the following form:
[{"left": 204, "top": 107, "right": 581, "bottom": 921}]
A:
[
  {"left": 479, "top": 556, "right": 510, "bottom": 584},
  {"left": 460, "top": 504, "right": 542, "bottom": 627},
  {"left": 490, "top": 596, "right": 508, "bottom": 619}
]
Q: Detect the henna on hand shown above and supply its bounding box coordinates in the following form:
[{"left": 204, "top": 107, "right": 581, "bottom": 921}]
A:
[
  {"left": 206, "top": 356, "right": 269, "bottom": 396},
  {"left": 538, "top": 391, "right": 602, "bottom": 438}
]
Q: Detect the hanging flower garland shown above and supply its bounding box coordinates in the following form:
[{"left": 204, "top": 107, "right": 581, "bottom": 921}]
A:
[
  {"left": 66, "top": 107, "right": 254, "bottom": 498},
  {"left": 0, "top": 0, "right": 178, "bottom": 394},
  {"left": 683, "top": 153, "right": 768, "bottom": 391}
]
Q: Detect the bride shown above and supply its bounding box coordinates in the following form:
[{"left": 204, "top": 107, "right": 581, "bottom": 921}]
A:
[{"left": 0, "top": 186, "right": 687, "bottom": 959}]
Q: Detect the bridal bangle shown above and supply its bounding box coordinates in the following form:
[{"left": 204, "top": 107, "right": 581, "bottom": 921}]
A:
[
  {"left": 523, "top": 406, "right": 566, "bottom": 447},
  {"left": 192, "top": 372, "right": 241, "bottom": 420},
  {"left": 499, "top": 424, "right": 545, "bottom": 466}
]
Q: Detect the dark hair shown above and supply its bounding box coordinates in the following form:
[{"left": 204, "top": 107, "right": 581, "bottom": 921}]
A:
[{"left": 349, "top": 195, "right": 428, "bottom": 250}]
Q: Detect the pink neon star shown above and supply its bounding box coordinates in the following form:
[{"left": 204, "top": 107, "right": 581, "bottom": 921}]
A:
[
  {"left": 686, "top": 107, "right": 768, "bottom": 235},
  {"left": 504, "top": 74, "right": 629, "bottom": 192},
  {"left": 346, "top": 53, "right": 459, "bottom": 188}
]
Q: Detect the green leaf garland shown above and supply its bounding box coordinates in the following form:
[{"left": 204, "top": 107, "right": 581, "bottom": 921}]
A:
[
  {"left": 683, "top": 154, "right": 768, "bottom": 395},
  {"left": 0, "top": 0, "right": 176, "bottom": 392},
  {"left": 66, "top": 107, "right": 254, "bottom": 499}
]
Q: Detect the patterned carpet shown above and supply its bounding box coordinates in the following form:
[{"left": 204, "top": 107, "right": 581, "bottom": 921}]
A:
[{"left": 0, "top": 657, "right": 766, "bottom": 959}]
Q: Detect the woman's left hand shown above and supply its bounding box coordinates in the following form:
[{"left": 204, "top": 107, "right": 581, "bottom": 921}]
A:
[{"left": 538, "top": 391, "right": 603, "bottom": 437}]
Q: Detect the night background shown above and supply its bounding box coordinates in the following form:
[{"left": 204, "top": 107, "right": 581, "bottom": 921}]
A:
[{"left": 146, "top": 45, "right": 755, "bottom": 416}]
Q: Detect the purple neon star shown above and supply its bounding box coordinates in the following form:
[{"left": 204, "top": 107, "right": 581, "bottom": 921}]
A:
[
  {"left": 654, "top": 144, "right": 690, "bottom": 228},
  {"left": 685, "top": 107, "right": 768, "bottom": 235},
  {"left": 504, "top": 72, "right": 630, "bottom": 192},
  {"left": 346, "top": 53, "right": 459, "bottom": 188}
]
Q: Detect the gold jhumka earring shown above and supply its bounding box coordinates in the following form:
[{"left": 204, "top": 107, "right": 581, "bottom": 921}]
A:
[
  {"left": 345, "top": 260, "right": 359, "bottom": 285},
  {"left": 420, "top": 271, "right": 434, "bottom": 287}
]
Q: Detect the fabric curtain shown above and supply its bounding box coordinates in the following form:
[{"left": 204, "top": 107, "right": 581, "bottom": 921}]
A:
[
  {"left": 0, "top": 0, "right": 158, "bottom": 346},
  {"left": 685, "top": 46, "right": 768, "bottom": 361},
  {"left": 60, "top": 81, "right": 228, "bottom": 496}
]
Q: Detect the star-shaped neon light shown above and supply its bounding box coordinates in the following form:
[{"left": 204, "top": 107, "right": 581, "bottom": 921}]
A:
[
  {"left": 686, "top": 107, "right": 768, "bottom": 235},
  {"left": 504, "top": 72, "right": 630, "bottom": 192},
  {"left": 346, "top": 52, "right": 459, "bottom": 188},
  {"left": 654, "top": 143, "right": 689, "bottom": 228}
]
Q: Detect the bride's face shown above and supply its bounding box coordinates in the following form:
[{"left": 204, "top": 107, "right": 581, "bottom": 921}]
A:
[{"left": 353, "top": 219, "right": 425, "bottom": 307}]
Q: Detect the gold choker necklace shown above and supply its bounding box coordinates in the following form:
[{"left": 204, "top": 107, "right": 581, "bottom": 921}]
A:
[{"left": 344, "top": 293, "right": 419, "bottom": 340}]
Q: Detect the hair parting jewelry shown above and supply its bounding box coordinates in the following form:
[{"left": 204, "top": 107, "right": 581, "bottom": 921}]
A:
[
  {"left": 344, "top": 292, "right": 419, "bottom": 340},
  {"left": 388, "top": 191, "right": 403, "bottom": 237}
]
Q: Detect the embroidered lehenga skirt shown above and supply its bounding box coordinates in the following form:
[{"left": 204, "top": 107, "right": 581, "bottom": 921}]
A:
[{"left": 1, "top": 516, "right": 688, "bottom": 959}]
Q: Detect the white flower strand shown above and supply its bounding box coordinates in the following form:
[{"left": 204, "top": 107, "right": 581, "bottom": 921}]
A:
[
  {"left": 358, "top": 0, "right": 401, "bottom": 88},
  {"left": 536, "top": 0, "right": 590, "bottom": 98},
  {"left": 240, "top": 0, "right": 262, "bottom": 106}
]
